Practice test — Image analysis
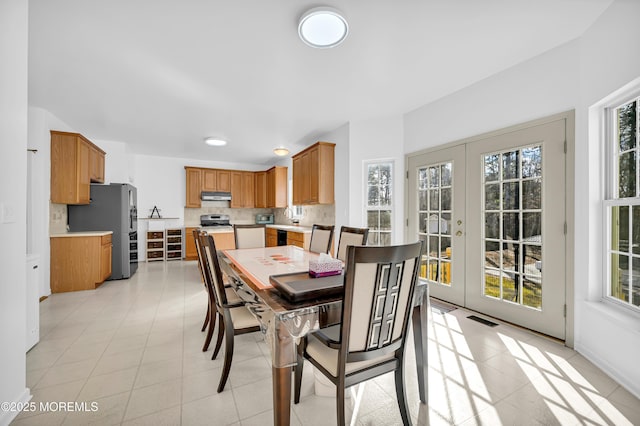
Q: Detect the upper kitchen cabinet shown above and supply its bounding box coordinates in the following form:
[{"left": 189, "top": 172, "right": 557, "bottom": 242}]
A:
[
  {"left": 266, "top": 166, "right": 288, "bottom": 208},
  {"left": 292, "top": 142, "right": 335, "bottom": 205},
  {"left": 51, "top": 130, "right": 106, "bottom": 204},
  {"left": 202, "top": 169, "right": 231, "bottom": 192},
  {"left": 185, "top": 167, "right": 202, "bottom": 208},
  {"left": 230, "top": 171, "right": 255, "bottom": 208},
  {"left": 254, "top": 171, "right": 267, "bottom": 208}
]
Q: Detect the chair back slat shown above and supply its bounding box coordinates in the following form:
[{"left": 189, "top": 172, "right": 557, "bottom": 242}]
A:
[
  {"left": 233, "top": 224, "right": 266, "bottom": 249},
  {"left": 341, "top": 242, "right": 422, "bottom": 361},
  {"left": 309, "top": 224, "right": 334, "bottom": 254}
]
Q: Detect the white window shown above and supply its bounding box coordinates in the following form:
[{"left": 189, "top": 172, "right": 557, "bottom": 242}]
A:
[
  {"left": 605, "top": 95, "right": 640, "bottom": 311},
  {"left": 365, "top": 161, "right": 393, "bottom": 246}
]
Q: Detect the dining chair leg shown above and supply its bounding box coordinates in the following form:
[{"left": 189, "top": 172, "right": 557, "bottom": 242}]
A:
[
  {"left": 336, "top": 380, "right": 346, "bottom": 426},
  {"left": 217, "top": 319, "right": 235, "bottom": 393},
  {"left": 201, "top": 304, "right": 209, "bottom": 332},
  {"left": 293, "top": 340, "right": 305, "bottom": 404},
  {"left": 212, "top": 313, "right": 224, "bottom": 360},
  {"left": 202, "top": 305, "right": 216, "bottom": 352},
  {"left": 394, "top": 359, "right": 411, "bottom": 426}
]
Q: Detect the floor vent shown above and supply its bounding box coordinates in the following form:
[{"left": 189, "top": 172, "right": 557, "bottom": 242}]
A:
[{"left": 467, "top": 315, "right": 499, "bottom": 327}]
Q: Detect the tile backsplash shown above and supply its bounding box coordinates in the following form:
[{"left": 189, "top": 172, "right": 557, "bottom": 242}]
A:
[{"left": 185, "top": 204, "right": 335, "bottom": 227}]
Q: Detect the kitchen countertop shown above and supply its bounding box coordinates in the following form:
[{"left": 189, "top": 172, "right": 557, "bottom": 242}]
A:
[
  {"left": 266, "top": 224, "right": 312, "bottom": 233},
  {"left": 201, "top": 227, "right": 234, "bottom": 234},
  {"left": 50, "top": 231, "right": 113, "bottom": 237}
]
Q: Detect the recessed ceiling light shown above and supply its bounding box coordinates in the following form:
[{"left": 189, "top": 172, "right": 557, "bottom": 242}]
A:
[
  {"left": 273, "top": 147, "right": 289, "bottom": 156},
  {"left": 298, "top": 7, "right": 349, "bottom": 49},
  {"left": 204, "top": 137, "right": 227, "bottom": 147}
]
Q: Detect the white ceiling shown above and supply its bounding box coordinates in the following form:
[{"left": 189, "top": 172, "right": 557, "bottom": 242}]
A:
[{"left": 28, "top": 0, "right": 613, "bottom": 166}]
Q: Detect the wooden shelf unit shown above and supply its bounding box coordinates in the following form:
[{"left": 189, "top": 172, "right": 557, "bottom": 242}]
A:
[
  {"left": 146, "top": 231, "right": 165, "bottom": 261},
  {"left": 165, "top": 228, "right": 183, "bottom": 261}
]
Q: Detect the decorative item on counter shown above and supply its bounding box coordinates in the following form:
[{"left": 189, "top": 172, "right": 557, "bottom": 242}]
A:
[
  {"left": 149, "top": 206, "right": 162, "bottom": 218},
  {"left": 309, "top": 253, "right": 342, "bottom": 277}
]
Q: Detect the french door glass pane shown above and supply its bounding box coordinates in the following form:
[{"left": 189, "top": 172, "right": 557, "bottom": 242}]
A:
[
  {"left": 418, "top": 161, "right": 453, "bottom": 285},
  {"left": 482, "top": 145, "right": 543, "bottom": 309}
]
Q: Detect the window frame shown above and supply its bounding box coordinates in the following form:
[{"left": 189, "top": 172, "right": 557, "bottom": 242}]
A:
[
  {"left": 603, "top": 93, "right": 640, "bottom": 313},
  {"left": 364, "top": 160, "right": 394, "bottom": 246}
]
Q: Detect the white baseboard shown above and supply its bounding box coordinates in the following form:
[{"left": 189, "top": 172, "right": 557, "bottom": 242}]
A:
[
  {"left": 0, "top": 388, "right": 32, "bottom": 426},
  {"left": 575, "top": 342, "right": 640, "bottom": 400}
]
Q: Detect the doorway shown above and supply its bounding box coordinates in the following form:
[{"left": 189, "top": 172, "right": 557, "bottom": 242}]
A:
[{"left": 407, "top": 115, "right": 570, "bottom": 340}]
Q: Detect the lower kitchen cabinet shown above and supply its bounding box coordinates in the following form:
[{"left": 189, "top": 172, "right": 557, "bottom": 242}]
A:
[
  {"left": 287, "top": 231, "right": 309, "bottom": 250},
  {"left": 50, "top": 233, "right": 112, "bottom": 293},
  {"left": 185, "top": 227, "right": 198, "bottom": 260},
  {"left": 266, "top": 228, "right": 277, "bottom": 247}
]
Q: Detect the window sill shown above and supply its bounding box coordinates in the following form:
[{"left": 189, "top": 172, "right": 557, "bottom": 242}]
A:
[{"left": 583, "top": 300, "right": 640, "bottom": 334}]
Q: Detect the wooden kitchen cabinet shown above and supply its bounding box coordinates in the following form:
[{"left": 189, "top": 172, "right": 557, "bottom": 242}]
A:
[
  {"left": 216, "top": 170, "right": 231, "bottom": 192},
  {"left": 292, "top": 142, "right": 335, "bottom": 205},
  {"left": 202, "top": 169, "right": 217, "bottom": 191},
  {"left": 50, "top": 130, "right": 106, "bottom": 204},
  {"left": 185, "top": 226, "right": 198, "bottom": 260},
  {"left": 254, "top": 171, "right": 267, "bottom": 208},
  {"left": 266, "top": 228, "right": 277, "bottom": 247},
  {"left": 287, "top": 230, "right": 310, "bottom": 250},
  {"left": 266, "top": 166, "right": 288, "bottom": 208},
  {"left": 50, "top": 233, "right": 112, "bottom": 293},
  {"left": 146, "top": 231, "right": 164, "bottom": 261},
  {"left": 231, "top": 171, "right": 255, "bottom": 208},
  {"left": 185, "top": 167, "right": 202, "bottom": 208}
]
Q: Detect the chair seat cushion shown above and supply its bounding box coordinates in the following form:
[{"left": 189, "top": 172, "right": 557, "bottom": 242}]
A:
[
  {"left": 306, "top": 325, "right": 394, "bottom": 377},
  {"left": 229, "top": 306, "right": 261, "bottom": 330}
]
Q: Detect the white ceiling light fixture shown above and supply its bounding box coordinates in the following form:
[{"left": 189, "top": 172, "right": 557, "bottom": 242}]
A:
[
  {"left": 298, "top": 7, "right": 349, "bottom": 48},
  {"left": 204, "top": 137, "right": 227, "bottom": 147},
  {"left": 273, "top": 147, "right": 289, "bottom": 156}
]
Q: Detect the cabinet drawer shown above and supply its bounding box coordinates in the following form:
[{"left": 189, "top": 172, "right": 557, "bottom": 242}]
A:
[
  {"left": 287, "top": 231, "right": 305, "bottom": 243},
  {"left": 166, "top": 252, "right": 181, "bottom": 259},
  {"left": 148, "top": 231, "right": 164, "bottom": 239},
  {"left": 147, "top": 251, "right": 164, "bottom": 259},
  {"left": 287, "top": 239, "right": 304, "bottom": 248},
  {"left": 101, "top": 234, "right": 112, "bottom": 245},
  {"left": 167, "top": 229, "right": 182, "bottom": 236},
  {"left": 148, "top": 241, "right": 164, "bottom": 249},
  {"left": 167, "top": 237, "right": 181, "bottom": 244}
]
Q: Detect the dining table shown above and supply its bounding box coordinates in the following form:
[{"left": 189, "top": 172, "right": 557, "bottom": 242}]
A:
[{"left": 218, "top": 245, "right": 429, "bottom": 426}]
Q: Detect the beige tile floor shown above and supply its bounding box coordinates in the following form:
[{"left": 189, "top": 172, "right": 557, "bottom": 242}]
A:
[{"left": 13, "top": 260, "right": 640, "bottom": 425}]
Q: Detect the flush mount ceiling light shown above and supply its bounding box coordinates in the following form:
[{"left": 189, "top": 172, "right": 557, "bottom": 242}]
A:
[
  {"left": 298, "top": 7, "right": 349, "bottom": 48},
  {"left": 273, "top": 147, "right": 289, "bottom": 156},
  {"left": 204, "top": 137, "right": 227, "bottom": 147}
]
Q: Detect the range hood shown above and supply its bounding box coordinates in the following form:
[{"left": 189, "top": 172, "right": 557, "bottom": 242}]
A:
[{"left": 201, "top": 191, "right": 232, "bottom": 201}]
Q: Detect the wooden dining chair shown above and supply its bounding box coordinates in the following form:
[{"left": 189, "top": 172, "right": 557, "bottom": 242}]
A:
[
  {"left": 233, "top": 224, "right": 266, "bottom": 249},
  {"left": 200, "top": 233, "right": 261, "bottom": 393},
  {"left": 294, "top": 241, "right": 423, "bottom": 426},
  {"left": 335, "top": 226, "right": 369, "bottom": 263},
  {"left": 194, "top": 230, "right": 242, "bottom": 352},
  {"left": 308, "top": 224, "right": 335, "bottom": 254}
]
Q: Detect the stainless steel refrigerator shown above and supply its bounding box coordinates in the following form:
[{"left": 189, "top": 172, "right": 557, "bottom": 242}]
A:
[{"left": 68, "top": 183, "right": 138, "bottom": 279}]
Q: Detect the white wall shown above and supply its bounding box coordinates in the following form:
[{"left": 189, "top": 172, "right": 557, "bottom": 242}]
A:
[
  {"left": 0, "top": 0, "right": 30, "bottom": 424},
  {"left": 402, "top": 0, "right": 640, "bottom": 399},
  {"left": 349, "top": 117, "right": 405, "bottom": 244},
  {"left": 577, "top": 0, "right": 640, "bottom": 399}
]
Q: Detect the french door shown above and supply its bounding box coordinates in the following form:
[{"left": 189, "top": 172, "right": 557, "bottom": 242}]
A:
[{"left": 407, "top": 117, "right": 567, "bottom": 339}]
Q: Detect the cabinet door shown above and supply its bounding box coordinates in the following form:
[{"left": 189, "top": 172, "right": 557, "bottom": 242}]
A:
[
  {"left": 300, "top": 152, "right": 311, "bottom": 204},
  {"left": 203, "top": 169, "right": 217, "bottom": 191},
  {"left": 243, "top": 172, "right": 255, "bottom": 208},
  {"left": 185, "top": 168, "right": 202, "bottom": 208},
  {"left": 77, "top": 139, "right": 91, "bottom": 204},
  {"left": 230, "top": 171, "right": 244, "bottom": 208},
  {"left": 185, "top": 227, "right": 198, "bottom": 260},
  {"left": 292, "top": 156, "right": 303, "bottom": 205},
  {"left": 265, "top": 169, "right": 275, "bottom": 208},
  {"left": 101, "top": 240, "right": 112, "bottom": 281},
  {"left": 89, "top": 145, "right": 105, "bottom": 183},
  {"left": 273, "top": 167, "right": 288, "bottom": 208},
  {"left": 217, "top": 170, "right": 231, "bottom": 192},
  {"left": 309, "top": 147, "right": 319, "bottom": 204},
  {"left": 266, "top": 228, "right": 278, "bottom": 247},
  {"left": 255, "top": 172, "right": 267, "bottom": 208}
]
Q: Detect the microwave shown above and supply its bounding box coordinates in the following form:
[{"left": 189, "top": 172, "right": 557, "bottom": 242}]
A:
[{"left": 256, "top": 214, "right": 274, "bottom": 224}]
